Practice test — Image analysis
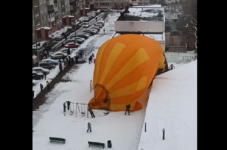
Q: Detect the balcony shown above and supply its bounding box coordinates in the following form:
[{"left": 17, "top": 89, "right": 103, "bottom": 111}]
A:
[
  {"left": 54, "top": 7, "right": 58, "bottom": 12},
  {"left": 49, "top": 17, "right": 55, "bottom": 22},
  {"left": 54, "top": 0, "right": 57, "bottom": 3},
  {"left": 48, "top": 9, "right": 54, "bottom": 14},
  {"left": 55, "top": 15, "right": 59, "bottom": 20},
  {"left": 47, "top": 0, "right": 54, "bottom": 6}
]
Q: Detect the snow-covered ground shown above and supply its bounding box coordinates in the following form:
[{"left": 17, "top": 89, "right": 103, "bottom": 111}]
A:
[
  {"left": 33, "top": 12, "right": 197, "bottom": 150},
  {"left": 138, "top": 60, "right": 197, "bottom": 150}
]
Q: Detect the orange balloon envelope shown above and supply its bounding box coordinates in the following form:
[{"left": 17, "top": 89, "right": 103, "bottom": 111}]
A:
[{"left": 89, "top": 34, "right": 168, "bottom": 111}]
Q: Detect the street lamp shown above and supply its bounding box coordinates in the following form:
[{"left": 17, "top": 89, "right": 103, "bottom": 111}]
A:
[{"left": 74, "top": 0, "right": 77, "bottom": 44}]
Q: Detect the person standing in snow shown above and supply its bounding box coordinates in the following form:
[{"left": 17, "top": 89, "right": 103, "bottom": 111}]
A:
[
  {"left": 103, "top": 29, "right": 105, "bottom": 34},
  {"left": 63, "top": 102, "right": 66, "bottom": 116},
  {"left": 87, "top": 122, "right": 92, "bottom": 132},
  {"left": 67, "top": 48, "right": 70, "bottom": 55},
  {"left": 32, "top": 90, "right": 34, "bottom": 100},
  {"left": 124, "top": 103, "right": 131, "bottom": 115},
  {"left": 88, "top": 107, "right": 95, "bottom": 118},
  {"left": 75, "top": 55, "right": 79, "bottom": 64},
  {"left": 40, "top": 83, "right": 43, "bottom": 92},
  {"left": 46, "top": 81, "right": 50, "bottom": 89},
  {"left": 88, "top": 55, "right": 92, "bottom": 64},
  {"left": 66, "top": 101, "right": 71, "bottom": 111},
  {"left": 170, "top": 64, "right": 175, "bottom": 70},
  {"left": 59, "top": 62, "right": 63, "bottom": 73},
  {"left": 43, "top": 71, "right": 47, "bottom": 80}
]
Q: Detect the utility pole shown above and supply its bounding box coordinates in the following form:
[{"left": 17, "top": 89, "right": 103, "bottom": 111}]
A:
[{"left": 74, "top": 0, "right": 77, "bottom": 44}]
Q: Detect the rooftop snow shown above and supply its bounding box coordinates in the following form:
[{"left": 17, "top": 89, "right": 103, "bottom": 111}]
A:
[
  {"left": 113, "top": 32, "right": 165, "bottom": 41},
  {"left": 117, "top": 7, "right": 164, "bottom": 21},
  {"left": 138, "top": 60, "right": 197, "bottom": 150}
]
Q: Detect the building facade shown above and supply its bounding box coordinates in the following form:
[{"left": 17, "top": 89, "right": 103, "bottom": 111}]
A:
[
  {"left": 91, "top": 0, "right": 129, "bottom": 9},
  {"left": 33, "top": 0, "right": 86, "bottom": 43}
]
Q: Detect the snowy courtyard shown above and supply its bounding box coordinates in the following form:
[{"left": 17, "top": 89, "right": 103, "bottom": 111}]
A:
[{"left": 33, "top": 12, "right": 197, "bottom": 150}]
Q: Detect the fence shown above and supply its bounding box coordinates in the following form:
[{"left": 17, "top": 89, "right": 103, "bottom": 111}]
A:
[{"left": 165, "top": 52, "right": 197, "bottom": 63}]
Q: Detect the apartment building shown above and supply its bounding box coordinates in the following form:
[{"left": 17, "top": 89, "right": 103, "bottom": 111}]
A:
[
  {"left": 129, "top": 0, "right": 151, "bottom": 5},
  {"left": 33, "top": 0, "right": 73, "bottom": 42},
  {"left": 91, "top": 0, "right": 129, "bottom": 9},
  {"left": 69, "top": 0, "right": 86, "bottom": 17}
]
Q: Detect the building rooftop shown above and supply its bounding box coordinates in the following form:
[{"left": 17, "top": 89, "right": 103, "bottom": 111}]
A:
[
  {"left": 117, "top": 7, "right": 165, "bottom": 22},
  {"left": 112, "top": 32, "right": 165, "bottom": 41}
]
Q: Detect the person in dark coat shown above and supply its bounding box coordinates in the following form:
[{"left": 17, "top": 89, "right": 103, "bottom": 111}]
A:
[
  {"left": 91, "top": 53, "right": 94, "bottom": 58},
  {"left": 46, "top": 81, "right": 50, "bottom": 89},
  {"left": 170, "top": 64, "right": 175, "bottom": 70},
  {"left": 88, "top": 56, "right": 92, "bottom": 64},
  {"left": 71, "top": 57, "right": 74, "bottom": 65},
  {"left": 87, "top": 122, "right": 92, "bottom": 132},
  {"left": 66, "top": 101, "right": 71, "bottom": 111},
  {"left": 75, "top": 55, "right": 79, "bottom": 63},
  {"left": 88, "top": 107, "right": 95, "bottom": 118},
  {"left": 63, "top": 102, "right": 66, "bottom": 116},
  {"left": 103, "top": 29, "right": 105, "bottom": 34},
  {"left": 32, "top": 90, "right": 34, "bottom": 100},
  {"left": 67, "top": 48, "right": 70, "bottom": 55},
  {"left": 80, "top": 52, "right": 83, "bottom": 58},
  {"left": 40, "top": 83, "right": 43, "bottom": 92},
  {"left": 68, "top": 56, "right": 71, "bottom": 66},
  {"left": 124, "top": 103, "right": 131, "bottom": 115},
  {"left": 43, "top": 71, "right": 47, "bottom": 80},
  {"left": 59, "top": 62, "right": 62, "bottom": 73}
]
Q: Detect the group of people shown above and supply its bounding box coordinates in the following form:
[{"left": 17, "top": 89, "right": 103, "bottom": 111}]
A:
[{"left": 88, "top": 53, "right": 95, "bottom": 64}]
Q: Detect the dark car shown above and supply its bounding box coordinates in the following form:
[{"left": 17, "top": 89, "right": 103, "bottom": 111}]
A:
[
  {"left": 39, "top": 63, "right": 56, "bottom": 70},
  {"left": 32, "top": 71, "right": 43, "bottom": 80},
  {"left": 83, "top": 30, "right": 95, "bottom": 35},
  {"left": 76, "top": 34, "right": 89, "bottom": 39}
]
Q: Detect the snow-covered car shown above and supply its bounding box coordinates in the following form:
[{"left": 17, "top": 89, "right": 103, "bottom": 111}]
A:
[
  {"left": 39, "top": 63, "right": 56, "bottom": 70},
  {"left": 33, "top": 67, "right": 50, "bottom": 75},
  {"left": 90, "top": 26, "right": 100, "bottom": 31},
  {"left": 67, "top": 37, "right": 85, "bottom": 44},
  {"left": 76, "top": 33, "right": 90, "bottom": 39},
  {"left": 90, "top": 28, "right": 99, "bottom": 34},
  {"left": 54, "top": 35, "right": 64, "bottom": 41},
  {"left": 40, "top": 59, "right": 58, "bottom": 65},
  {"left": 60, "top": 48, "right": 75, "bottom": 54},
  {"left": 83, "top": 22, "right": 90, "bottom": 28},
  {"left": 83, "top": 30, "right": 96, "bottom": 35},
  {"left": 65, "top": 42, "right": 80, "bottom": 48},
  {"left": 94, "top": 23, "right": 103, "bottom": 28},
  {"left": 50, "top": 52, "right": 68, "bottom": 59},
  {"left": 32, "top": 71, "right": 44, "bottom": 80},
  {"left": 96, "top": 21, "right": 104, "bottom": 26}
]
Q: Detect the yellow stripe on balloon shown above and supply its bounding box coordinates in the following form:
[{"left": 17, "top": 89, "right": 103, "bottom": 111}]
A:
[
  {"left": 99, "top": 43, "right": 126, "bottom": 84},
  {"left": 93, "top": 41, "right": 109, "bottom": 86},
  {"left": 106, "top": 48, "right": 149, "bottom": 89},
  {"left": 109, "top": 76, "right": 147, "bottom": 98}
]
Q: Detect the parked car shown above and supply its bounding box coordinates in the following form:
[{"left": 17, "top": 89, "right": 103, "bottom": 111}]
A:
[
  {"left": 83, "top": 22, "right": 90, "bottom": 28},
  {"left": 54, "top": 35, "right": 64, "bottom": 41},
  {"left": 83, "top": 30, "right": 96, "bottom": 35},
  {"left": 33, "top": 67, "right": 50, "bottom": 75},
  {"left": 76, "top": 33, "right": 89, "bottom": 39},
  {"left": 39, "top": 62, "right": 56, "bottom": 70},
  {"left": 90, "top": 28, "right": 99, "bottom": 34},
  {"left": 32, "top": 71, "right": 44, "bottom": 80},
  {"left": 40, "top": 59, "right": 58, "bottom": 65},
  {"left": 60, "top": 48, "right": 74, "bottom": 54},
  {"left": 50, "top": 52, "right": 68, "bottom": 59},
  {"left": 96, "top": 21, "right": 104, "bottom": 26},
  {"left": 67, "top": 37, "right": 84, "bottom": 44},
  {"left": 65, "top": 42, "right": 80, "bottom": 48},
  {"left": 90, "top": 26, "right": 100, "bottom": 32},
  {"left": 94, "top": 23, "right": 103, "bottom": 28}
]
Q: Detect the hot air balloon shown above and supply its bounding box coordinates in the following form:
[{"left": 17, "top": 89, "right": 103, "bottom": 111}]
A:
[{"left": 89, "top": 34, "right": 168, "bottom": 111}]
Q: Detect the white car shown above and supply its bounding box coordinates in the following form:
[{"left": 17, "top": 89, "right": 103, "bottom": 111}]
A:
[
  {"left": 40, "top": 59, "right": 58, "bottom": 65},
  {"left": 60, "top": 48, "right": 75, "bottom": 54},
  {"left": 50, "top": 52, "right": 68, "bottom": 59},
  {"left": 83, "top": 22, "right": 90, "bottom": 28},
  {"left": 33, "top": 67, "right": 50, "bottom": 75}
]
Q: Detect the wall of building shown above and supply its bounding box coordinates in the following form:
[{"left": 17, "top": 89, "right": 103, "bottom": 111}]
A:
[
  {"left": 165, "top": 52, "right": 197, "bottom": 63},
  {"left": 115, "top": 21, "right": 165, "bottom": 32}
]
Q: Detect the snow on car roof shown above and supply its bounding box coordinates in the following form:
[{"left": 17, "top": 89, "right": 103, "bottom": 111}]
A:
[{"left": 41, "top": 59, "right": 57, "bottom": 62}]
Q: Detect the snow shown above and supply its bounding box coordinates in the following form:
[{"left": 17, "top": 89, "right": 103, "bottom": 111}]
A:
[
  {"left": 127, "top": 7, "right": 164, "bottom": 19},
  {"left": 138, "top": 60, "right": 197, "bottom": 150},
  {"left": 133, "top": 5, "right": 162, "bottom": 8},
  {"left": 33, "top": 12, "right": 197, "bottom": 150}
]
